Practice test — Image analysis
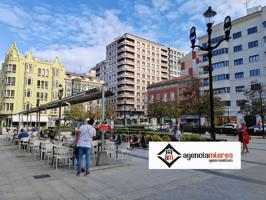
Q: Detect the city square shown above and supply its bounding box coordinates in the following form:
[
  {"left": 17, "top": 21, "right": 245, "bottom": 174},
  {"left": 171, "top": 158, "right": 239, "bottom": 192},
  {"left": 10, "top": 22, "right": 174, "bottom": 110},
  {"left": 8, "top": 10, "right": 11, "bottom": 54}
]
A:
[{"left": 0, "top": 0, "right": 266, "bottom": 199}]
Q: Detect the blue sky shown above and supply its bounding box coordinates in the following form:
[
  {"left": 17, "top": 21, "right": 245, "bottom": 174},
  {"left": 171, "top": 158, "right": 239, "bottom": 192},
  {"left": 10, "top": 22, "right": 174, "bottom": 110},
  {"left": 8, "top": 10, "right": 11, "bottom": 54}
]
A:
[{"left": 0, "top": 0, "right": 265, "bottom": 73}]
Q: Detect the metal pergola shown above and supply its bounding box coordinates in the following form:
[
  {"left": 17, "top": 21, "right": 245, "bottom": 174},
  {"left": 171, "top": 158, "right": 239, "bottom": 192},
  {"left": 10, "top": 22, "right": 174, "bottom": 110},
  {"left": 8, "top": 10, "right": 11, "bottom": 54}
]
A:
[{"left": 15, "top": 87, "right": 114, "bottom": 128}]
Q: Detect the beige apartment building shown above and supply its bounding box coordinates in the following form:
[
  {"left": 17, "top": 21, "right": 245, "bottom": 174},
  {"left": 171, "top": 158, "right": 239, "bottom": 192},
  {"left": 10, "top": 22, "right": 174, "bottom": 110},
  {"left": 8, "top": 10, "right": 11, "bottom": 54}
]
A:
[
  {"left": 168, "top": 47, "right": 186, "bottom": 78},
  {"left": 0, "top": 42, "right": 65, "bottom": 127},
  {"left": 93, "top": 33, "right": 171, "bottom": 123},
  {"left": 64, "top": 71, "right": 104, "bottom": 113}
]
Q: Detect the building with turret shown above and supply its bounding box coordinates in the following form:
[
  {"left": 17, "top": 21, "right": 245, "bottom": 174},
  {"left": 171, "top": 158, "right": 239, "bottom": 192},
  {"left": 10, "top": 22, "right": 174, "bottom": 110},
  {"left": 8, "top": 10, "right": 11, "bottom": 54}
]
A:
[{"left": 0, "top": 42, "right": 65, "bottom": 126}]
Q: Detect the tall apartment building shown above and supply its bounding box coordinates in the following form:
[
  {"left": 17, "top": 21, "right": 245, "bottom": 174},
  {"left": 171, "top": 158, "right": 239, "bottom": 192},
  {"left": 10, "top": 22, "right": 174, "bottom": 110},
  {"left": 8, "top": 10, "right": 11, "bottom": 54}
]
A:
[
  {"left": 198, "top": 6, "right": 266, "bottom": 123},
  {"left": 93, "top": 60, "right": 106, "bottom": 80},
  {"left": 168, "top": 47, "right": 186, "bottom": 78},
  {"left": 0, "top": 42, "right": 65, "bottom": 126},
  {"left": 93, "top": 33, "right": 169, "bottom": 121}
]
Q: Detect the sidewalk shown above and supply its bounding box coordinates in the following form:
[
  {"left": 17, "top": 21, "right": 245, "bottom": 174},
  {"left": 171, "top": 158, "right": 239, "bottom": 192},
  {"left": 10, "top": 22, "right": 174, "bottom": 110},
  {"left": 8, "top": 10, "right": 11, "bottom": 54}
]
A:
[{"left": 0, "top": 135, "right": 266, "bottom": 200}]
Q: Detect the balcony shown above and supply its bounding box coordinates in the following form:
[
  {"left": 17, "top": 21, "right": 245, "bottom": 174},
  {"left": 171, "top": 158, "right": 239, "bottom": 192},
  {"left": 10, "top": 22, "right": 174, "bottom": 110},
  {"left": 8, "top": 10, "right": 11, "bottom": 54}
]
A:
[
  {"left": 117, "top": 45, "right": 135, "bottom": 53},
  {"left": 117, "top": 93, "right": 135, "bottom": 98},
  {"left": 117, "top": 86, "right": 134, "bottom": 92},
  {"left": 117, "top": 72, "right": 134, "bottom": 79},
  {"left": 117, "top": 78, "right": 134, "bottom": 84},
  {"left": 117, "top": 65, "right": 135, "bottom": 72},
  {"left": 117, "top": 59, "right": 135, "bottom": 65},
  {"left": 117, "top": 52, "right": 135, "bottom": 60},
  {"left": 117, "top": 38, "right": 135, "bottom": 44},
  {"left": 117, "top": 99, "right": 135, "bottom": 105}
]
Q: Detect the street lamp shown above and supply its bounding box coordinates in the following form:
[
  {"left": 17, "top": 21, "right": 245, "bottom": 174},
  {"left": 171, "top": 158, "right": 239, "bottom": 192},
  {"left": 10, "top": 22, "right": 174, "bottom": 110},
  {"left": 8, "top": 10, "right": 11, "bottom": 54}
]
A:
[
  {"left": 190, "top": 6, "right": 232, "bottom": 141},
  {"left": 58, "top": 83, "right": 64, "bottom": 140}
]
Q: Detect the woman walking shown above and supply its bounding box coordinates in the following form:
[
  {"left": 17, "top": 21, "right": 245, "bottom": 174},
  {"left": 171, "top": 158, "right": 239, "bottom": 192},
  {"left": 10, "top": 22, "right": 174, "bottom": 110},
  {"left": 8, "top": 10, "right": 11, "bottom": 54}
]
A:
[{"left": 241, "top": 123, "right": 250, "bottom": 153}]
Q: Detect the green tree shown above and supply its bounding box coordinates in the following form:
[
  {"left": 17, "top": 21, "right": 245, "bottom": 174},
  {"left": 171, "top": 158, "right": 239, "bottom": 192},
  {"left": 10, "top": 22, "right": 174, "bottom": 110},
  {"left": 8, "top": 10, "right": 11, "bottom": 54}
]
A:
[
  {"left": 240, "top": 82, "right": 266, "bottom": 116},
  {"left": 180, "top": 76, "right": 224, "bottom": 126},
  {"left": 106, "top": 104, "right": 118, "bottom": 120},
  {"left": 64, "top": 104, "right": 89, "bottom": 122}
]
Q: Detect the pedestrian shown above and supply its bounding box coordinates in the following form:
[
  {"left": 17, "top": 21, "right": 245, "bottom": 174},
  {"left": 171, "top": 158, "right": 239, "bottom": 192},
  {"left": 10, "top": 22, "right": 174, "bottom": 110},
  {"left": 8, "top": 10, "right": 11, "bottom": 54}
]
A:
[
  {"left": 76, "top": 119, "right": 96, "bottom": 176},
  {"left": 175, "top": 126, "right": 182, "bottom": 141},
  {"left": 241, "top": 122, "right": 250, "bottom": 153}
]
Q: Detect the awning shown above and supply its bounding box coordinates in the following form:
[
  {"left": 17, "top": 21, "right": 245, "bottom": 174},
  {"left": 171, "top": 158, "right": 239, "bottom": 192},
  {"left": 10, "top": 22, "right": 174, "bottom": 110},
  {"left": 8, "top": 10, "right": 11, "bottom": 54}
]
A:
[{"left": 17, "top": 87, "right": 114, "bottom": 115}]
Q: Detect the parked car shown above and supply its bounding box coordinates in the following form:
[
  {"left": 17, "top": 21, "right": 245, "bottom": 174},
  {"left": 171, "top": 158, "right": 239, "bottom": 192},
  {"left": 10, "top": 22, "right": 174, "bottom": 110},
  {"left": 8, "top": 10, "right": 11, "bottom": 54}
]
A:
[
  {"left": 221, "top": 123, "right": 238, "bottom": 129},
  {"left": 248, "top": 124, "right": 266, "bottom": 134}
]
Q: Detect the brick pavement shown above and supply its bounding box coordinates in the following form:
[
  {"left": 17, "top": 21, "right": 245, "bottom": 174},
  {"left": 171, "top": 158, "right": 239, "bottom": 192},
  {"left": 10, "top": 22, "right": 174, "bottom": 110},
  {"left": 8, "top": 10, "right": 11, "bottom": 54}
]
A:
[{"left": 0, "top": 135, "right": 266, "bottom": 200}]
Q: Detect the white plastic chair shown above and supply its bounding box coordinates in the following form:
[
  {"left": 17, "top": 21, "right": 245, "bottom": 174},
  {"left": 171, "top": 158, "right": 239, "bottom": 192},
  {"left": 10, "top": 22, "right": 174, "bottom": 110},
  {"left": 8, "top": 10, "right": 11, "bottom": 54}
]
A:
[
  {"left": 19, "top": 137, "right": 30, "bottom": 151},
  {"left": 119, "top": 142, "right": 133, "bottom": 160},
  {"left": 104, "top": 142, "right": 116, "bottom": 159},
  {"left": 40, "top": 143, "right": 53, "bottom": 161},
  {"left": 29, "top": 140, "right": 41, "bottom": 156},
  {"left": 53, "top": 146, "right": 71, "bottom": 170}
]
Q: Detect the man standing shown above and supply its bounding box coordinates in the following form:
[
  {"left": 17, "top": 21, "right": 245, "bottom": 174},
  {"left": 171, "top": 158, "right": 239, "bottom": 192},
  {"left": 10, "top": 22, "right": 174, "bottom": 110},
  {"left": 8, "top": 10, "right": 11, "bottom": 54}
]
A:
[{"left": 76, "top": 119, "right": 96, "bottom": 176}]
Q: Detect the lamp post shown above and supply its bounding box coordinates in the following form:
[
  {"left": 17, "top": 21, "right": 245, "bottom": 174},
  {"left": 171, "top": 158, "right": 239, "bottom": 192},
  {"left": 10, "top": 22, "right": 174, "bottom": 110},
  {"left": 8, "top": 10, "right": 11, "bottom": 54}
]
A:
[
  {"left": 190, "top": 6, "right": 232, "bottom": 141},
  {"left": 58, "top": 83, "right": 64, "bottom": 140}
]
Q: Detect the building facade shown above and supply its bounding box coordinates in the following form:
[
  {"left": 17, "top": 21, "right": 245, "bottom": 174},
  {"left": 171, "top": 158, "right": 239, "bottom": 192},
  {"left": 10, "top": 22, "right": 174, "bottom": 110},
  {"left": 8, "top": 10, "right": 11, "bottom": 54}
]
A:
[
  {"left": 94, "top": 33, "right": 170, "bottom": 122},
  {"left": 197, "top": 6, "right": 266, "bottom": 124},
  {"left": 64, "top": 71, "right": 104, "bottom": 113},
  {"left": 180, "top": 51, "right": 199, "bottom": 77},
  {"left": 0, "top": 42, "right": 65, "bottom": 126},
  {"left": 168, "top": 47, "right": 186, "bottom": 78}
]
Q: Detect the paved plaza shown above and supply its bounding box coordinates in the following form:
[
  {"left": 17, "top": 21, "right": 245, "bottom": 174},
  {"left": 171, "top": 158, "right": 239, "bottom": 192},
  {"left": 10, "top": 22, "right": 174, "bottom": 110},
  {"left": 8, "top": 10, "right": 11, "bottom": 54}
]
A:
[{"left": 1, "top": 134, "right": 266, "bottom": 200}]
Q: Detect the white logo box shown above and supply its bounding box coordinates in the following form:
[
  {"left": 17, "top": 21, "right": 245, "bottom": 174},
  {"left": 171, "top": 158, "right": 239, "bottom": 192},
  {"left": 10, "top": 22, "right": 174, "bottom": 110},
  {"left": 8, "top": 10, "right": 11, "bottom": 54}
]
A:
[{"left": 149, "top": 142, "right": 241, "bottom": 169}]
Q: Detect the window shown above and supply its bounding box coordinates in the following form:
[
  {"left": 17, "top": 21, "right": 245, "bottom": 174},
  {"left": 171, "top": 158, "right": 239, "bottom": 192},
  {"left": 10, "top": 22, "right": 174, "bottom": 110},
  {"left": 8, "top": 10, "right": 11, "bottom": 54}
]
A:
[
  {"left": 5, "top": 90, "right": 14, "bottom": 97},
  {"left": 203, "top": 79, "right": 209, "bottom": 86},
  {"left": 27, "top": 78, "right": 32, "bottom": 85},
  {"left": 38, "top": 68, "right": 41, "bottom": 76},
  {"left": 233, "top": 31, "right": 241, "bottom": 39},
  {"left": 235, "top": 72, "right": 244, "bottom": 79},
  {"left": 150, "top": 95, "right": 154, "bottom": 103},
  {"left": 235, "top": 86, "right": 245, "bottom": 92},
  {"left": 250, "top": 69, "right": 260, "bottom": 76},
  {"left": 263, "top": 21, "right": 266, "bottom": 28},
  {"left": 213, "top": 87, "right": 230, "bottom": 94},
  {"left": 203, "top": 55, "right": 208, "bottom": 62},
  {"left": 247, "top": 26, "right": 257, "bottom": 35},
  {"left": 24, "top": 90, "right": 31, "bottom": 97},
  {"left": 222, "top": 101, "right": 231, "bottom": 107},
  {"left": 248, "top": 40, "right": 258, "bottom": 48},
  {"left": 213, "top": 74, "right": 229, "bottom": 81},
  {"left": 212, "top": 61, "right": 229, "bottom": 69},
  {"left": 5, "top": 103, "right": 14, "bottom": 111},
  {"left": 233, "top": 45, "right": 242, "bottom": 52},
  {"left": 211, "top": 36, "right": 224, "bottom": 44},
  {"left": 249, "top": 55, "right": 259, "bottom": 63},
  {"left": 234, "top": 58, "right": 243, "bottom": 66},
  {"left": 6, "top": 64, "right": 16, "bottom": 73},
  {"left": 236, "top": 100, "right": 246, "bottom": 107},
  {"left": 264, "top": 36, "right": 266, "bottom": 43},
  {"left": 163, "top": 93, "right": 167, "bottom": 102},
  {"left": 170, "top": 92, "right": 175, "bottom": 101},
  {"left": 6, "top": 77, "right": 16, "bottom": 85},
  {"left": 212, "top": 48, "right": 228, "bottom": 56}
]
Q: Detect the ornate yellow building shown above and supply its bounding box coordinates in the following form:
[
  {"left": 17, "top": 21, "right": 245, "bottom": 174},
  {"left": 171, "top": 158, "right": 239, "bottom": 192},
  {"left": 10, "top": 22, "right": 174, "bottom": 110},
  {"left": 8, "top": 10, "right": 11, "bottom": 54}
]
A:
[{"left": 0, "top": 42, "right": 65, "bottom": 126}]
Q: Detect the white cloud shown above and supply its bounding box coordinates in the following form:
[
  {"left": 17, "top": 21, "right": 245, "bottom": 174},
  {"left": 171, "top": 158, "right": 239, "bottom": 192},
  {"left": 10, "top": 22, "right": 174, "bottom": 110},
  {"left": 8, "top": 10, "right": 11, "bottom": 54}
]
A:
[
  {"left": 31, "top": 45, "right": 106, "bottom": 73},
  {"left": 0, "top": 5, "right": 27, "bottom": 28},
  {"left": 152, "top": 0, "right": 172, "bottom": 11}
]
